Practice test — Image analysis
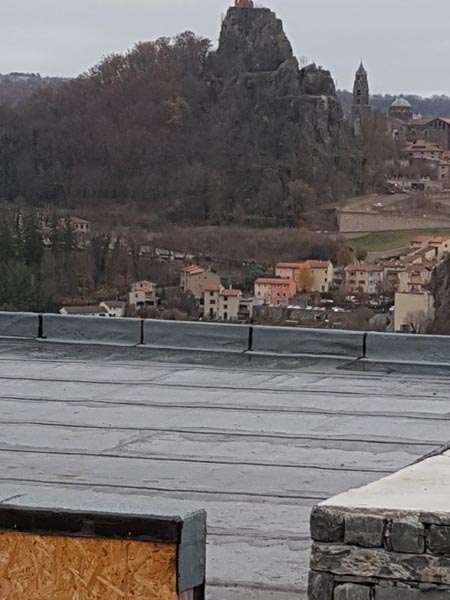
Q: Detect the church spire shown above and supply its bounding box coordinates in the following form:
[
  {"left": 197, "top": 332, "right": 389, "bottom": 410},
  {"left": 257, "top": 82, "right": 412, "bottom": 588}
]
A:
[{"left": 352, "top": 61, "right": 371, "bottom": 122}]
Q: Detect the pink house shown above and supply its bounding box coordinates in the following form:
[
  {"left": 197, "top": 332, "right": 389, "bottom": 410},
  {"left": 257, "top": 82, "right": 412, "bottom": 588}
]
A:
[{"left": 254, "top": 278, "right": 297, "bottom": 306}]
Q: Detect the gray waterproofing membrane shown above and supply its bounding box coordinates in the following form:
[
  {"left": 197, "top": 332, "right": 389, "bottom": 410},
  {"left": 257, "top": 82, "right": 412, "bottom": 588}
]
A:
[
  {"left": 0, "top": 312, "right": 39, "bottom": 339},
  {"left": 43, "top": 314, "right": 142, "bottom": 346},
  {"left": 0, "top": 340, "right": 448, "bottom": 599},
  {"left": 251, "top": 326, "right": 365, "bottom": 358},
  {"left": 144, "top": 319, "right": 250, "bottom": 352},
  {"left": 366, "top": 332, "right": 450, "bottom": 365}
]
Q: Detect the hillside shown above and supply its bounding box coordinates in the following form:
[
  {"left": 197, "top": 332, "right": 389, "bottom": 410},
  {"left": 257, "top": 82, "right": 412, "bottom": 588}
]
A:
[
  {"left": 0, "top": 7, "right": 361, "bottom": 226},
  {"left": 0, "top": 73, "right": 67, "bottom": 106}
]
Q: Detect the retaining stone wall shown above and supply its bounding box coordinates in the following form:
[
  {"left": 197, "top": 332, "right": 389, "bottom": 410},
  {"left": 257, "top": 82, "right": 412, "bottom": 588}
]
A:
[
  {"left": 337, "top": 211, "right": 450, "bottom": 234},
  {"left": 308, "top": 506, "right": 450, "bottom": 599}
]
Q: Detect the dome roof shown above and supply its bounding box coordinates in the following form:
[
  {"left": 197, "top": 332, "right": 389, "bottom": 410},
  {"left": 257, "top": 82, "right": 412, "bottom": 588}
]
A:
[{"left": 391, "top": 96, "right": 412, "bottom": 108}]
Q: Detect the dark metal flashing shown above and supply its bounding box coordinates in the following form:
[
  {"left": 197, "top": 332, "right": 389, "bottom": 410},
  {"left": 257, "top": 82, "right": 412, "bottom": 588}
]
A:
[
  {"left": 0, "top": 505, "right": 186, "bottom": 544},
  {"left": 177, "top": 510, "right": 207, "bottom": 593}
]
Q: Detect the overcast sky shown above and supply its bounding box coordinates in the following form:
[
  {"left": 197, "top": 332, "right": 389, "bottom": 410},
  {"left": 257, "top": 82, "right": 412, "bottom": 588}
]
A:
[{"left": 1, "top": 0, "right": 449, "bottom": 95}]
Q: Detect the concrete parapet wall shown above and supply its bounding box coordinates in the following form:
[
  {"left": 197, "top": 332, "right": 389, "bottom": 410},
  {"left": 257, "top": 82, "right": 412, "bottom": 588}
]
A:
[
  {"left": 143, "top": 320, "right": 250, "bottom": 353},
  {"left": 366, "top": 332, "right": 450, "bottom": 366},
  {"left": 43, "top": 314, "right": 143, "bottom": 346},
  {"left": 308, "top": 451, "right": 450, "bottom": 599},
  {"left": 2, "top": 312, "right": 450, "bottom": 367},
  {"left": 251, "top": 326, "right": 365, "bottom": 358},
  {"left": 0, "top": 312, "right": 39, "bottom": 339}
]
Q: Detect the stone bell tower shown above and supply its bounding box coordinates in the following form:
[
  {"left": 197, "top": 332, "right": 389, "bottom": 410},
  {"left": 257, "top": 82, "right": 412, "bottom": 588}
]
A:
[{"left": 352, "top": 62, "right": 371, "bottom": 121}]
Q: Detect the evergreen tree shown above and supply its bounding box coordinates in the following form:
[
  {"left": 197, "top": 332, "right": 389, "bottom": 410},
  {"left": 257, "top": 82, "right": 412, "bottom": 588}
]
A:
[
  {"left": 22, "top": 212, "right": 43, "bottom": 267},
  {"left": 0, "top": 217, "right": 15, "bottom": 264},
  {"left": 49, "top": 212, "right": 60, "bottom": 255},
  {"left": 61, "top": 218, "right": 74, "bottom": 253}
]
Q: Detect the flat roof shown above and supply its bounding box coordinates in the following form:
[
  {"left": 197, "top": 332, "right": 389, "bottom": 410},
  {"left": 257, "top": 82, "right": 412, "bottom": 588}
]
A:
[{"left": 0, "top": 339, "right": 449, "bottom": 599}]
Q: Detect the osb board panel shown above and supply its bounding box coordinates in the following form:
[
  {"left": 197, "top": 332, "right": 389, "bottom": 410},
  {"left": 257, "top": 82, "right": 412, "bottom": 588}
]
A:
[{"left": 0, "top": 531, "right": 177, "bottom": 599}]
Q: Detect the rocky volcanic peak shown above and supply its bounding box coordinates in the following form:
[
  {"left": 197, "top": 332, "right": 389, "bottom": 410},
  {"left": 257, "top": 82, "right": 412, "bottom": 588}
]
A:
[
  {"left": 205, "top": 6, "right": 360, "bottom": 219},
  {"left": 214, "top": 7, "right": 294, "bottom": 74}
]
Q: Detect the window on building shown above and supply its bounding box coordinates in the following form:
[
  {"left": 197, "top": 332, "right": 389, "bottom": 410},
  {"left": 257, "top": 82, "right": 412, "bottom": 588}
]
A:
[{"left": 210, "top": 300, "right": 216, "bottom": 305}]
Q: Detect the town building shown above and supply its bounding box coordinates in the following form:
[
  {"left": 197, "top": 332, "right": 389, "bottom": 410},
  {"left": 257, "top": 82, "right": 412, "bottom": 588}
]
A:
[
  {"left": 203, "top": 286, "right": 242, "bottom": 321},
  {"left": 60, "top": 305, "right": 108, "bottom": 317},
  {"left": 427, "top": 118, "right": 450, "bottom": 151},
  {"left": 345, "top": 265, "right": 384, "bottom": 295},
  {"left": 388, "top": 96, "right": 413, "bottom": 123},
  {"left": 238, "top": 297, "right": 254, "bottom": 321},
  {"left": 60, "top": 301, "right": 125, "bottom": 317},
  {"left": 254, "top": 278, "right": 297, "bottom": 307},
  {"left": 394, "top": 291, "right": 435, "bottom": 333},
  {"left": 308, "top": 261, "right": 334, "bottom": 293},
  {"left": 100, "top": 301, "right": 126, "bottom": 318},
  {"left": 407, "top": 118, "right": 432, "bottom": 142},
  {"left": 398, "top": 263, "right": 434, "bottom": 293},
  {"left": 180, "top": 266, "right": 221, "bottom": 300},
  {"left": 129, "top": 281, "right": 158, "bottom": 310},
  {"left": 430, "top": 237, "right": 450, "bottom": 260},
  {"left": 275, "top": 261, "right": 334, "bottom": 293},
  {"left": 70, "top": 217, "right": 91, "bottom": 236},
  {"left": 402, "top": 141, "right": 444, "bottom": 161},
  {"left": 409, "top": 236, "right": 434, "bottom": 251}
]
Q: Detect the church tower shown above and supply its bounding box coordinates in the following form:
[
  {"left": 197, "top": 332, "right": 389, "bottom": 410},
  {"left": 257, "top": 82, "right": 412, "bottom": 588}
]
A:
[{"left": 352, "top": 62, "right": 371, "bottom": 121}]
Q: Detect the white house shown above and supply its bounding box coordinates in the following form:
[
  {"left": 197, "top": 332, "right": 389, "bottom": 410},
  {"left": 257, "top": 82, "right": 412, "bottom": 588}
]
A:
[{"left": 129, "top": 281, "right": 158, "bottom": 309}]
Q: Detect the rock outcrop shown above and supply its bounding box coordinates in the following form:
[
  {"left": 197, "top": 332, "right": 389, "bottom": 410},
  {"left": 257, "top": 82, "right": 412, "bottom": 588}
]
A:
[
  {"left": 205, "top": 6, "right": 360, "bottom": 223},
  {"left": 430, "top": 256, "right": 450, "bottom": 331}
]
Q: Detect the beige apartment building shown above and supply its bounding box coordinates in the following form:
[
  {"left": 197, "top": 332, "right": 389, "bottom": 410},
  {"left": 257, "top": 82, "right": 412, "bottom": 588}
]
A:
[
  {"left": 129, "top": 281, "right": 158, "bottom": 309},
  {"left": 203, "top": 286, "right": 241, "bottom": 321},
  {"left": 397, "top": 264, "right": 434, "bottom": 293},
  {"left": 345, "top": 265, "right": 384, "bottom": 294},
  {"left": 430, "top": 237, "right": 450, "bottom": 260},
  {"left": 394, "top": 291, "right": 435, "bottom": 333},
  {"left": 275, "top": 261, "right": 334, "bottom": 293},
  {"left": 180, "top": 266, "right": 221, "bottom": 300},
  {"left": 254, "top": 278, "right": 297, "bottom": 307}
]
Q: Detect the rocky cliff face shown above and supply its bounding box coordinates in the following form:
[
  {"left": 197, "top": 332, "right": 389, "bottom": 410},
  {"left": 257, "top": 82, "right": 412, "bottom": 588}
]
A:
[
  {"left": 430, "top": 257, "right": 450, "bottom": 331},
  {"left": 205, "top": 7, "right": 360, "bottom": 223}
]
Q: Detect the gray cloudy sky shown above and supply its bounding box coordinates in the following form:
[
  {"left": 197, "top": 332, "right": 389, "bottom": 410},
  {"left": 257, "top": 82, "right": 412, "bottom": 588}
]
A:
[{"left": 1, "top": 0, "right": 449, "bottom": 95}]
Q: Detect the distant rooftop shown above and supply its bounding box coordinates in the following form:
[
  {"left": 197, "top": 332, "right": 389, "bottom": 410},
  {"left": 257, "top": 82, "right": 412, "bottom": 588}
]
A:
[{"left": 391, "top": 95, "right": 412, "bottom": 108}]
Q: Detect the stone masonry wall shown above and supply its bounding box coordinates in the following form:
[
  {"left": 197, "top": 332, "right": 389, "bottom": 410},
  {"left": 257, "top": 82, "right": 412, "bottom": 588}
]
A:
[
  {"left": 337, "top": 210, "right": 450, "bottom": 233},
  {"left": 308, "top": 505, "right": 450, "bottom": 599}
]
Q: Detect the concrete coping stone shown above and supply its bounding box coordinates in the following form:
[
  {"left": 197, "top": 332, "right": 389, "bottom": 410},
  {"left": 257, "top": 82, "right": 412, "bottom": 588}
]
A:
[{"left": 320, "top": 450, "right": 450, "bottom": 517}]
